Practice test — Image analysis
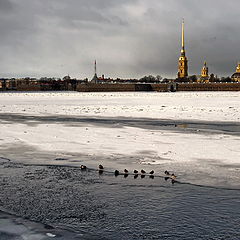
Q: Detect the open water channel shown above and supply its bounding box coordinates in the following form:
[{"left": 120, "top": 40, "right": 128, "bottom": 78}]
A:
[{"left": 0, "top": 159, "right": 240, "bottom": 240}]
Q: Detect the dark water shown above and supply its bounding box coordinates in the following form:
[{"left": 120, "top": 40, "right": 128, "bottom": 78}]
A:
[
  {"left": 0, "top": 113, "right": 239, "bottom": 136},
  {"left": 0, "top": 162, "right": 240, "bottom": 239}
]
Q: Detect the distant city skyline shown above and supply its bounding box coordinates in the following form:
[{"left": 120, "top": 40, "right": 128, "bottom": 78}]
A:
[{"left": 0, "top": 0, "right": 239, "bottom": 79}]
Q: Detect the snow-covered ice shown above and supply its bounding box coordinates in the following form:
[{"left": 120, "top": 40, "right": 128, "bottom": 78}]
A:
[
  {"left": 0, "top": 91, "right": 239, "bottom": 122},
  {"left": 0, "top": 91, "right": 239, "bottom": 187}
]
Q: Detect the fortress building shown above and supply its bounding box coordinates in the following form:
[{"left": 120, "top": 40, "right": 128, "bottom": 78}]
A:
[
  {"left": 177, "top": 19, "right": 188, "bottom": 79},
  {"left": 231, "top": 63, "right": 240, "bottom": 82}
]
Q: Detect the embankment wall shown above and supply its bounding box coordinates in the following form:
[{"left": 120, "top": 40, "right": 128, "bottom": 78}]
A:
[
  {"left": 76, "top": 83, "right": 168, "bottom": 92},
  {"left": 76, "top": 83, "right": 240, "bottom": 92},
  {"left": 1, "top": 82, "right": 239, "bottom": 92},
  {"left": 177, "top": 83, "right": 240, "bottom": 91}
]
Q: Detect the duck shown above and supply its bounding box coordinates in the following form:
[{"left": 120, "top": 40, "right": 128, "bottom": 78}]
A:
[
  {"left": 80, "top": 165, "right": 87, "bottom": 170},
  {"left": 164, "top": 170, "right": 170, "bottom": 175},
  {"left": 171, "top": 173, "right": 176, "bottom": 179},
  {"left": 141, "top": 169, "right": 146, "bottom": 174},
  {"left": 124, "top": 169, "right": 129, "bottom": 174},
  {"left": 99, "top": 164, "right": 104, "bottom": 170},
  {"left": 149, "top": 170, "right": 154, "bottom": 175},
  {"left": 114, "top": 170, "right": 120, "bottom": 176},
  {"left": 133, "top": 170, "right": 138, "bottom": 174}
]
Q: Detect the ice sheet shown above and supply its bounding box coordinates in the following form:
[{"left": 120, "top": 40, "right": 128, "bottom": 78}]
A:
[{"left": 0, "top": 91, "right": 239, "bottom": 187}]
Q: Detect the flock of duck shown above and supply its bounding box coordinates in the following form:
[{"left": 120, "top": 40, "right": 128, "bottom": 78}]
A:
[{"left": 80, "top": 164, "right": 177, "bottom": 184}]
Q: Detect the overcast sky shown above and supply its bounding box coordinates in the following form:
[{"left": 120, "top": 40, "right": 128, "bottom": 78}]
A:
[{"left": 0, "top": 0, "right": 239, "bottom": 79}]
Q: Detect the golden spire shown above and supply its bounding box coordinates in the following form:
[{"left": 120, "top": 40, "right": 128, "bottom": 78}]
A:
[
  {"left": 182, "top": 19, "right": 185, "bottom": 48},
  {"left": 181, "top": 19, "right": 185, "bottom": 56},
  {"left": 178, "top": 19, "right": 188, "bottom": 79}
]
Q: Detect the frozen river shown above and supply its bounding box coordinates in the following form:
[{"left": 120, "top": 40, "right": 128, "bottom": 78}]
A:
[{"left": 0, "top": 91, "right": 240, "bottom": 239}]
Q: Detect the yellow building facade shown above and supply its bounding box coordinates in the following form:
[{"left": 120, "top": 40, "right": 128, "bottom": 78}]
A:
[
  {"left": 201, "top": 61, "right": 209, "bottom": 78},
  {"left": 197, "top": 61, "right": 209, "bottom": 83}
]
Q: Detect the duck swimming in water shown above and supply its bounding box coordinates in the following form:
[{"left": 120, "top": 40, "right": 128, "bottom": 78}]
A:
[
  {"left": 80, "top": 165, "right": 87, "bottom": 170},
  {"left": 114, "top": 170, "right": 120, "bottom": 176},
  {"left": 133, "top": 170, "right": 138, "bottom": 174},
  {"left": 99, "top": 164, "right": 104, "bottom": 170},
  {"left": 171, "top": 173, "right": 176, "bottom": 179},
  {"left": 149, "top": 170, "right": 154, "bottom": 175},
  {"left": 164, "top": 170, "right": 170, "bottom": 175},
  {"left": 124, "top": 169, "right": 129, "bottom": 174},
  {"left": 141, "top": 169, "right": 146, "bottom": 174}
]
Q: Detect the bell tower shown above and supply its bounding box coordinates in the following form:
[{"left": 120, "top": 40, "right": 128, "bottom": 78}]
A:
[
  {"left": 201, "top": 61, "right": 209, "bottom": 78},
  {"left": 178, "top": 19, "right": 188, "bottom": 79}
]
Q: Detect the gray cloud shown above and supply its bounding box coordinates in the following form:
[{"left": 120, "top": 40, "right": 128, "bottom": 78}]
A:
[
  {"left": 0, "top": 0, "right": 239, "bottom": 79},
  {"left": 0, "top": 0, "right": 13, "bottom": 11}
]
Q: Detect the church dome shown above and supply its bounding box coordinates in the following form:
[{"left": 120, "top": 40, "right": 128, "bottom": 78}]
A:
[{"left": 231, "top": 63, "right": 240, "bottom": 81}]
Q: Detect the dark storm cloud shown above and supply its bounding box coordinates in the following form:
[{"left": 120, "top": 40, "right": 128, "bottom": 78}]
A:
[
  {"left": 0, "top": 0, "right": 239, "bottom": 78},
  {"left": 0, "top": 0, "right": 13, "bottom": 11}
]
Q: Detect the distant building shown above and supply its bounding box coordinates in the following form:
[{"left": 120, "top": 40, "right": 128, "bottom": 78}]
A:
[
  {"left": 0, "top": 78, "right": 16, "bottom": 90},
  {"left": 201, "top": 61, "right": 209, "bottom": 78},
  {"left": 231, "top": 63, "right": 240, "bottom": 82},
  {"left": 177, "top": 19, "right": 188, "bottom": 80},
  {"left": 198, "top": 61, "right": 209, "bottom": 83},
  {"left": 97, "top": 75, "right": 114, "bottom": 84}
]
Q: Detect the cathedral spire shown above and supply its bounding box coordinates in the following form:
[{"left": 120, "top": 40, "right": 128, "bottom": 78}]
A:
[
  {"left": 94, "top": 60, "right": 97, "bottom": 75},
  {"left": 177, "top": 19, "right": 188, "bottom": 79},
  {"left": 181, "top": 19, "right": 185, "bottom": 56},
  {"left": 91, "top": 60, "right": 98, "bottom": 83}
]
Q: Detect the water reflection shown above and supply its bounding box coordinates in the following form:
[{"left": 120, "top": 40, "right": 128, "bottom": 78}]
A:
[{"left": 134, "top": 174, "right": 138, "bottom": 179}]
